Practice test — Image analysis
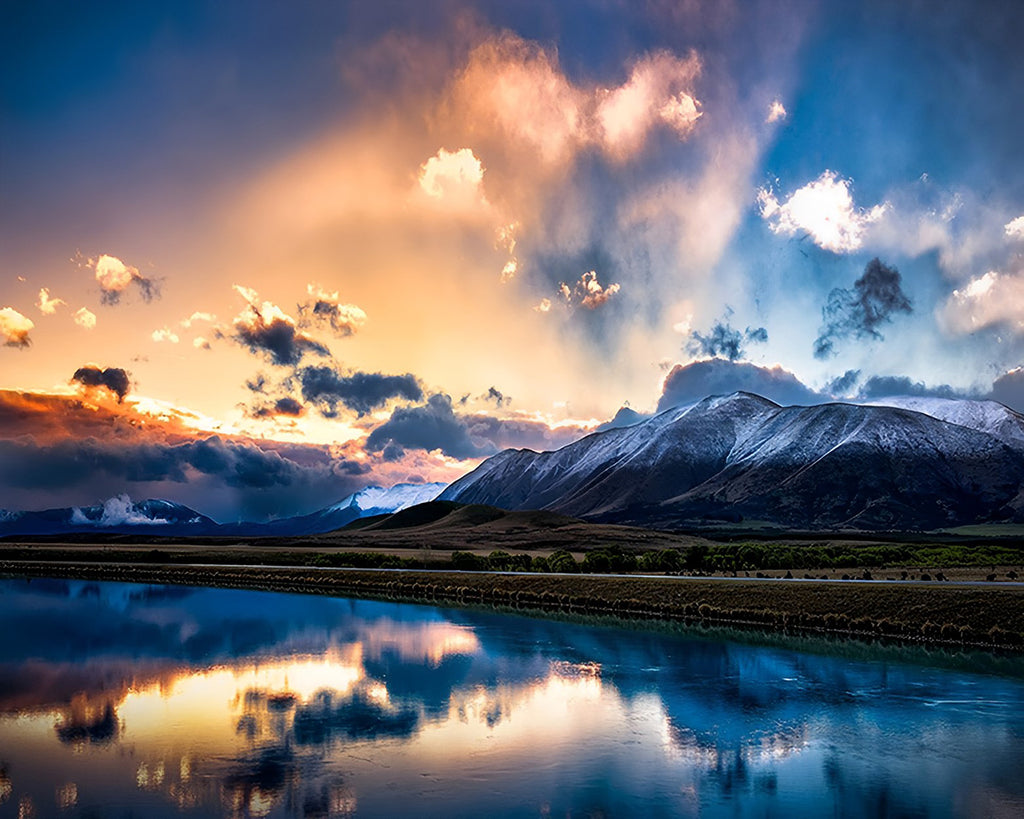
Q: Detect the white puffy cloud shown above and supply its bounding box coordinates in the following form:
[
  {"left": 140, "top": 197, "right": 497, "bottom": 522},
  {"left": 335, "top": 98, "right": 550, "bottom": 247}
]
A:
[
  {"left": 193, "top": 336, "right": 211, "bottom": 350},
  {"left": 74, "top": 307, "right": 97, "bottom": 330},
  {"left": 181, "top": 311, "right": 216, "bottom": 328},
  {"left": 940, "top": 269, "right": 1024, "bottom": 334},
  {"left": 766, "top": 99, "right": 787, "bottom": 123},
  {"left": 1005, "top": 215, "right": 1024, "bottom": 240},
  {"left": 151, "top": 327, "right": 180, "bottom": 343},
  {"left": 36, "top": 288, "right": 66, "bottom": 315},
  {"left": 0, "top": 307, "right": 33, "bottom": 347},
  {"left": 92, "top": 253, "right": 158, "bottom": 304},
  {"left": 534, "top": 298, "right": 552, "bottom": 313},
  {"left": 757, "top": 170, "right": 888, "bottom": 253},
  {"left": 559, "top": 270, "right": 621, "bottom": 310},
  {"left": 418, "top": 147, "right": 486, "bottom": 205}
]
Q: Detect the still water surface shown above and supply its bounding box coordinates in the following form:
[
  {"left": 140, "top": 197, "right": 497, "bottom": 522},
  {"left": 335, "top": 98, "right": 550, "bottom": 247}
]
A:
[{"left": 0, "top": 577, "right": 1022, "bottom": 818}]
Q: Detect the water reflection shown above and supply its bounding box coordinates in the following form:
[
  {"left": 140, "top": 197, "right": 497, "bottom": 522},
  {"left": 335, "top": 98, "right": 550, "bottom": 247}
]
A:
[{"left": 0, "top": 577, "right": 1022, "bottom": 817}]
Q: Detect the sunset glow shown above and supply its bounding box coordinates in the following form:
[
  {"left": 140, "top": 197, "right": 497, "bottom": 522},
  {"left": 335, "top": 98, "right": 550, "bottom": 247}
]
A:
[{"left": 3, "top": 2, "right": 1024, "bottom": 522}]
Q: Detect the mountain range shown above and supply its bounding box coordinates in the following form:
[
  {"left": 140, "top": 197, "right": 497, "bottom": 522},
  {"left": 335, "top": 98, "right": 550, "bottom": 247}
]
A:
[
  {"left": 441, "top": 393, "right": 1024, "bottom": 530},
  {"left": 4, "top": 393, "right": 1023, "bottom": 536},
  {"left": 0, "top": 483, "right": 446, "bottom": 538}
]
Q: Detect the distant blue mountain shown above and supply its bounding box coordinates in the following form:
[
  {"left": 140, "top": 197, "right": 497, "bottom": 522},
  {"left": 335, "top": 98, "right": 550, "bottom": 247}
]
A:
[{"left": 0, "top": 483, "right": 447, "bottom": 539}]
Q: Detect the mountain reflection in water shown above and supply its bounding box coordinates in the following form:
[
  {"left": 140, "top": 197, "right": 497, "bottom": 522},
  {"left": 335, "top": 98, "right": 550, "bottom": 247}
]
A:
[{"left": 0, "top": 577, "right": 1022, "bottom": 818}]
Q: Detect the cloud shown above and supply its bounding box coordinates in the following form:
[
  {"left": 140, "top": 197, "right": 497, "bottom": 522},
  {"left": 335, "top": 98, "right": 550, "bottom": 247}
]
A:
[
  {"left": 71, "top": 494, "right": 171, "bottom": 527},
  {"left": 824, "top": 369, "right": 861, "bottom": 397},
  {"left": 595, "top": 50, "right": 703, "bottom": 158},
  {"left": 813, "top": 257, "right": 913, "bottom": 358},
  {"left": 989, "top": 368, "right": 1024, "bottom": 412},
  {"left": 193, "top": 336, "right": 211, "bottom": 350},
  {"left": 657, "top": 359, "right": 824, "bottom": 411},
  {"left": 766, "top": 99, "right": 787, "bottom": 123},
  {"left": 481, "top": 386, "right": 507, "bottom": 408},
  {"left": 534, "top": 298, "right": 552, "bottom": 313},
  {"left": 939, "top": 269, "right": 1024, "bottom": 335},
  {"left": 687, "top": 316, "right": 768, "bottom": 361},
  {"left": 365, "top": 393, "right": 495, "bottom": 460},
  {"left": 251, "top": 396, "right": 305, "bottom": 419},
  {"left": 0, "top": 307, "right": 33, "bottom": 348},
  {"left": 298, "top": 365, "right": 423, "bottom": 417},
  {"left": 151, "top": 328, "right": 180, "bottom": 344},
  {"left": 0, "top": 390, "right": 382, "bottom": 521},
  {"left": 418, "top": 147, "right": 486, "bottom": 206},
  {"left": 181, "top": 311, "right": 216, "bottom": 328},
  {"left": 231, "top": 285, "right": 329, "bottom": 366},
  {"left": 36, "top": 288, "right": 65, "bottom": 315},
  {"left": 1005, "top": 216, "right": 1024, "bottom": 240},
  {"left": 92, "top": 254, "right": 159, "bottom": 305},
  {"left": 447, "top": 34, "right": 703, "bottom": 167},
  {"left": 74, "top": 308, "right": 97, "bottom": 330},
  {"left": 71, "top": 366, "right": 131, "bottom": 402},
  {"left": 558, "top": 270, "right": 621, "bottom": 309},
  {"left": 757, "top": 171, "right": 888, "bottom": 253},
  {"left": 298, "top": 285, "right": 368, "bottom": 337},
  {"left": 0, "top": 435, "right": 363, "bottom": 504},
  {"left": 856, "top": 376, "right": 958, "bottom": 400}
]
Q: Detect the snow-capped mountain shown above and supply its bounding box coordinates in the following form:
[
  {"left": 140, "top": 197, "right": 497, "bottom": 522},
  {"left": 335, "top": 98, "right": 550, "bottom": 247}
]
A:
[
  {"left": 861, "top": 396, "right": 1024, "bottom": 449},
  {"left": 0, "top": 483, "right": 447, "bottom": 539},
  {"left": 0, "top": 495, "right": 217, "bottom": 537},
  {"left": 327, "top": 483, "right": 447, "bottom": 515},
  {"left": 261, "top": 482, "right": 447, "bottom": 535},
  {"left": 441, "top": 392, "right": 1024, "bottom": 530}
]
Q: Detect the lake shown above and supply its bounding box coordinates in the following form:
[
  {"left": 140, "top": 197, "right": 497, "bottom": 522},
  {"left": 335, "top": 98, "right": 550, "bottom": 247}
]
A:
[{"left": 0, "top": 577, "right": 1022, "bottom": 818}]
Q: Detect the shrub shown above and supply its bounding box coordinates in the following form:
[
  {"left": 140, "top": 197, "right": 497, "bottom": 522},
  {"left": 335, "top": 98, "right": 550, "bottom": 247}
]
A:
[
  {"left": 451, "top": 551, "right": 485, "bottom": 571},
  {"left": 547, "top": 550, "right": 579, "bottom": 573},
  {"left": 582, "top": 551, "right": 612, "bottom": 573}
]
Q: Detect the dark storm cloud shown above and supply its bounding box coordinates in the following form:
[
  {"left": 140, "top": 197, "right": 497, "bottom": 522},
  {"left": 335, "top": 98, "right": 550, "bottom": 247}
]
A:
[
  {"left": 814, "top": 258, "right": 913, "bottom": 359},
  {"left": 365, "top": 394, "right": 494, "bottom": 460},
  {"left": 98, "top": 275, "right": 159, "bottom": 305},
  {"left": 461, "top": 414, "right": 590, "bottom": 452},
  {"left": 272, "top": 397, "right": 303, "bottom": 416},
  {"left": 825, "top": 369, "right": 861, "bottom": 397},
  {"left": 0, "top": 435, "right": 366, "bottom": 493},
  {"left": 232, "top": 315, "right": 329, "bottom": 367},
  {"left": 365, "top": 394, "right": 595, "bottom": 459},
  {"left": 298, "top": 287, "right": 367, "bottom": 337},
  {"left": 250, "top": 396, "right": 305, "bottom": 419},
  {"left": 71, "top": 365, "right": 130, "bottom": 401},
  {"left": 482, "top": 386, "right": 508, "bottom": 407},
  {"left": 688, "top": 320, "right": 768, "bottom": 361},
  {"left": 299, "top": 366, "right": 423, "bottom": 417},
  {"left": 657, "top": 359, "right": 824, "bottom": 411},
  {"left": 856, "top": 376, "right": 958, "bottom": 400},
  {"left": 989, "top": 369, "right": 1024, "bottom": 413}
]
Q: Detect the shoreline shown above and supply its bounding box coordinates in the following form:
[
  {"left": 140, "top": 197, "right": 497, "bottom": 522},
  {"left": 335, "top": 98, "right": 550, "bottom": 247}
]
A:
[{"left": 3, "top": 558, "right": 1022, "bottom": 654}]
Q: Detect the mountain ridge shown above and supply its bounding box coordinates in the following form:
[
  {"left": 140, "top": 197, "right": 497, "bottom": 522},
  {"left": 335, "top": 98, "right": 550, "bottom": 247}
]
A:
[{"left": 441, "top": 392, "right": 1024, "bottom": 530}]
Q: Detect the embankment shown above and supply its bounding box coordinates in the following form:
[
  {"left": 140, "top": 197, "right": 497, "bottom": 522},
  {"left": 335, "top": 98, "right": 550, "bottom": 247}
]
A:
[{"left": 2, "top": 558, "right": 1023, "bottom": 653}]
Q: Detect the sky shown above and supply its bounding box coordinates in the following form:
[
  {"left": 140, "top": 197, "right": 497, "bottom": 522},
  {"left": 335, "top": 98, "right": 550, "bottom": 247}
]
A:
[{"left": 3, "top": 0, "right": 1024, "bottom": 521}]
